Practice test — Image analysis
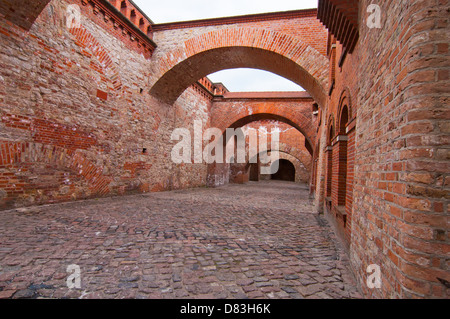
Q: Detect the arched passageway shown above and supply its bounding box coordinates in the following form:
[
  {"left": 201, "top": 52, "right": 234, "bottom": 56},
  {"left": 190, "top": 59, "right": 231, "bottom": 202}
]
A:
[
  {"left": 220, "top": 113, "right": 316, "bottom": 157},
  {"left": 271, "top": 159, "right": 296, "bottom": 182},
  {"left": 150, "top": 28, "right": 329, "bottom": 107},
  {"left": 249, "top": 163, "right": 259, "bottom": 181}
]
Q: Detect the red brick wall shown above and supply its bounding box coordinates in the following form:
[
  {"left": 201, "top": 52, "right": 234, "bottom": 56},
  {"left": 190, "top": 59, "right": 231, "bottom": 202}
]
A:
[
  {"left": 206, "top": 96, "right": 316, "bottom": 187},
  {"left": 314, "top": 0, "right": 450, "bottom": 298},
  {"left": 68, "top": 0, "right": 156, "bottom": 58},
  {"left": 150, "top": 14, "right": 329, "bottom": 106},
  {"left": 211, "top": 96, "right": 317, "bottom": 149},
  {"left": 325, "top": 148, "right": 332, "bottom": 198},
  {"left": 2, "top": 114, "right": 97, "bottom": 150},
  {"left": 335, "top": 139, "right": 348, "bottom": 206},
  {"left": 153, "top": 10, "right": 328, "bottom": 56},
  {"left": 353, "top": 0, "right": 449, "bottom": 299},
  {"left": 0, "top": 0, "right": 211, "bottom": 209},
  {"left": 236, "top": 121, "right": 312, "bottom": 184},
  {"left": 0, "top": 0, "right": 51, "bottom": 30},
  {"left": 0, "top": 142, "right": 111, "bottom": 207},
  {"left": 345, "top": 125, "right": 356, "bottom": 245},
  {"left": 1, "top": 0, "right": 447, "bottom": 299}
]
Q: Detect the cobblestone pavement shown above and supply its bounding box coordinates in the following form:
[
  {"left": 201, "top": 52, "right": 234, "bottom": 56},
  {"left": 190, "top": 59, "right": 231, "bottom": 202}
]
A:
[{"left": 0, "top": 181, "right": 362, "bottom": 299}]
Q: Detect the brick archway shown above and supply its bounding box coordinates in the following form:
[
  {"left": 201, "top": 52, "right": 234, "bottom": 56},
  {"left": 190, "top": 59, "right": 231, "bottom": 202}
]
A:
[
  {"left": 0, "top": 0, "right": 52, "bottom": 30},
  {"left": 68, "top": 25, "right": 124, "bottom": 96},
  {"left": 218, "top": 112, "right": 316, "bottom": 156},
  {"left": 149, "top": 28, "right": 329, "bottom": 107},
  {"left": 248, "top": 143, "right": 311, "bottom": 170},
  {"left": 248, "top": 149, "right": 310, "bottom": 184},
  {"left": 0, "top": 142, "right": 111, "bottom": 208},
  {"left": 270, "top": 158, "right": 296, "bottom": 182}
]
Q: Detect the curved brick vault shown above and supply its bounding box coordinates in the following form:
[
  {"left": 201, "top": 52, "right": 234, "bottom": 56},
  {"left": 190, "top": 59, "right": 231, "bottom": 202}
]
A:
[
  {"left": 0, "top": 142, "right": 111, "bottom": 208},
  {"left": 270, "top": 152, "right": 309, "bottom": 183},
  {"left": 246, "top": 150, "right": 310, "bottom": 184},
  {"left": 248, "top": 146, "right": 311, "bottom": 174},
  {"left": 214, "top": 108, "right": 317, "bottom": 155},
  {"left": 0, "top": 0, "right": 52, "bottom": 30},
  {"left": 149, "top": 28, "right": 329, "bottom": 107},
  {"left": 244, "top": 139, "right": 312, "bottom": 170},
  {"left": 230, "top": 138, "right": 312, "bottom": 184},
  {"left": 228, "top": 113, "right": 315, "bottom": 156},
  {"left": 261, "top": 143, "right": 311, "bottom": 171}
]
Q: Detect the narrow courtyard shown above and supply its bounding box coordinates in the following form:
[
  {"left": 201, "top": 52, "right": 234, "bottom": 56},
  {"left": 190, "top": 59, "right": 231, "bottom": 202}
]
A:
[{"left": 0, "top": 181, "right": 361, "bottom": 299}]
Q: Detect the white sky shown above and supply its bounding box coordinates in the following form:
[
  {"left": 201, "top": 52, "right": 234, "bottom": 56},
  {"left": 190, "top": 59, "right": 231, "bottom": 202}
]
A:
[
  {"left": 133, "top": 0, "right": 318, "bottom": 91},
  {"left": 208, "top": 69, "right": 304, "bottom": 92}
]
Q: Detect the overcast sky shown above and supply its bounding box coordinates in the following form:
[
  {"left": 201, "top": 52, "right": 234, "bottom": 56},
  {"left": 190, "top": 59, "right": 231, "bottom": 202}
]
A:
[{"left": 133, "top": 0, "right": 318, "bottom": 91}]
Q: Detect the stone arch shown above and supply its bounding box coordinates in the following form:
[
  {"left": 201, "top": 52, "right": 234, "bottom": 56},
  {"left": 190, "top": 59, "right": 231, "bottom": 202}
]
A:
[
  {"left": 325, "top": 115, "right": 335, "bottom": 198},
  {"left": 149, "top": 28, "right": 329, "bottom": 107},
  {"left": 68, "top": 25, "right": 123, "bottom": 95},
  {"left": 337, "top": 88, "right": 353, "bottom": 134},
  {"left": 208, "top": 113, "right": 314, "bottom": 187},
  {"left": 247, "top": 143, "right": 311, "bottom": 170},
  {"left": 0, "top": 142, "right": 111, "bottom": 208},
  {"left": 335, "top": 88, "right": 353, "bottom": 215},
  {"left": 246, "top": 147, "right": 309, "bottom": 183},
  {"left": 327, "top": 115, "right": 335, "bottom": 145},
  {"left": 270, "top": 158, "right": 296, "bottom": 182},
  {"left": 339, "top": 105, "right": 349, "bottom": 135},
  {"left": 0, "top": 0, "right": 52, "bottom": 30}
]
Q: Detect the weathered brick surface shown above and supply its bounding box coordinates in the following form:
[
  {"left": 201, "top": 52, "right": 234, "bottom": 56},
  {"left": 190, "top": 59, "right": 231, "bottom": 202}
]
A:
[
  {"left": 313, "top": 0, "right": 450, "bottom": 299},
  {"left": 229, "top": 121, "right": 313, "bottom": 184},
  {"left": 0, "top": 0, "right": 51, "bottom": 30},
  {"left": 71, "top": 0, "right": 156, "bottom": 58},
  {"left": 0, "top": 0, "right": 447, "bottom": 299},
  {"left": 206, "top": 94, "right": 317, "bottom": 187},
  {"left": 0, "top": 0, "right": 211, "bottom": 209},
  {"left": 149, "top": 15, "right": 329, "bottom": 106},
  {"left": 211, "top": 94, "right": 317, "bottom": 148},
  {"left": 152, "top": 9, "right": 327, "bottom": 56}
]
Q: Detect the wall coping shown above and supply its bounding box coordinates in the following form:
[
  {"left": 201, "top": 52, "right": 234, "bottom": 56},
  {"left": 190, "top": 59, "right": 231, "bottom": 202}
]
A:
[
  {"left": 214, "top": 91, "right": 313, "bottom": 101},
  {"left": 153, "top": 8, "right": 318, "bottom": 31}
]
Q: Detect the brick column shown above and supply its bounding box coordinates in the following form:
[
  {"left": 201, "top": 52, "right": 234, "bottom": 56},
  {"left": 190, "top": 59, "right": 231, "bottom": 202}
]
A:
[
  {"left": 344, "top": 119, "right": 356, "bottom": 243},
  {"left": 325, "top": 146, "right": 333, "bottom": 199},
  {"left": 335, "top": 135, "right": 348, "bottom": 207}
]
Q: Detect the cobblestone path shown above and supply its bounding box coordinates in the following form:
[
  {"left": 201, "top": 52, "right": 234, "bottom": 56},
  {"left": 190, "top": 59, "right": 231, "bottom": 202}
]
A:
[{"left": 0, "top": 181, "right": 362, "bottom": 299}]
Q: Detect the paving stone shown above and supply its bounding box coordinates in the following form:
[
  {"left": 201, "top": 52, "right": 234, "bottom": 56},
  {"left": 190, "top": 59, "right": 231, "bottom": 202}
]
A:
[
  {"left": 318, "top": 270, "right": 334, "bottom": 277},
  {"left": 281, "top": 286, "right": 298, "bottom": 294},
  {"left": 119, "top": 276, "right": 139, "bottom": 282},
  {"left": 302, "top": 284, "right": 325, "bottom": 296},
  {"left": 299, "top": 278, "right": 317, "bottom": 286},
  {"left": 118, "top": 282, "right": 138, "bottom": 289},
  {"left": 247, "top": 290, "right": 265, "bottom": 298},
  {"left": 13, "top": 289, "right": 35, "bottom": 299},
  {"left": 255, "top": 281, "right": 274, "bottom": 288},
  {"left": 172, "top": 274, "right": 182, "bottom": 282},
  {"left": 236, "top": 279, "right": 254, "bottom": 286},
  {"left": 0, "top": 181, "right": 361, "bottom": 299},
  {"left": 0, "top": 290, "right": 16, "bottom": 299},
  {"left": 242, "top": 285, "right": 257, "bottom": 293}
]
